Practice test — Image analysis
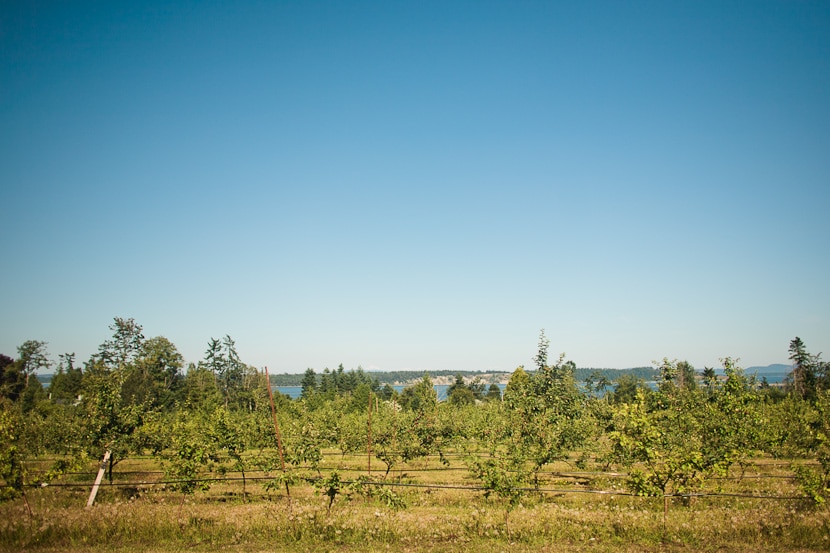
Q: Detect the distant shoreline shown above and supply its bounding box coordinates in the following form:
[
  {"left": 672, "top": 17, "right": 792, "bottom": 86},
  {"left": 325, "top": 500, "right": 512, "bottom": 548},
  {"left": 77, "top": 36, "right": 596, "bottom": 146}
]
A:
[{"left": 35, "top": 363, "right": 789, "bottom": 388}]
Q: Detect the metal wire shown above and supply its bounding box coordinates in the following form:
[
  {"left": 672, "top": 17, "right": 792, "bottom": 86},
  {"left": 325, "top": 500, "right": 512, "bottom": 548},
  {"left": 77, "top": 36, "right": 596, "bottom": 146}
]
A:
[{"left": 26, "top": 474, "right": 809, "bottom": 501}]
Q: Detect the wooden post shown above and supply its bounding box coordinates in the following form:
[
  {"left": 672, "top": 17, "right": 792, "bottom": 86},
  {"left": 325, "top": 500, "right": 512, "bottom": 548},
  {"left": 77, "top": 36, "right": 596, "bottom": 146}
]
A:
[
  {"left": 86, "top": 450, "right": 111, "bottom": 507},
  {"left": 367, "top": 391, "right": 373, "bottom": 476},
  {"left": 264, "top": 367, "right": 289, "bottom": 496}
]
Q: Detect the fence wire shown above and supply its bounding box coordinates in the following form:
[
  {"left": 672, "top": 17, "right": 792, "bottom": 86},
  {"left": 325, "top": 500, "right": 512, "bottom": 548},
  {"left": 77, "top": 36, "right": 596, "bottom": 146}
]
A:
[{"left": 25, "top": 472, "right": 808, "bottom": 502}]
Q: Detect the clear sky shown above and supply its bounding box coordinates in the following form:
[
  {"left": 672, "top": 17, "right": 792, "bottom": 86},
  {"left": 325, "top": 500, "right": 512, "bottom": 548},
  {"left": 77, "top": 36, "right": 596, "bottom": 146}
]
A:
[{"left": 2, "top": 1, "right": 828, "bottom": 374}]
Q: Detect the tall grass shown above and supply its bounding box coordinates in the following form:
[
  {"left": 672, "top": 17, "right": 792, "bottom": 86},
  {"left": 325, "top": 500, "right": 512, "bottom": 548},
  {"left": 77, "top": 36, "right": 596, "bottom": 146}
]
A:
[{"left": 2, "top": 454, "right": 828, "bottom": 552}]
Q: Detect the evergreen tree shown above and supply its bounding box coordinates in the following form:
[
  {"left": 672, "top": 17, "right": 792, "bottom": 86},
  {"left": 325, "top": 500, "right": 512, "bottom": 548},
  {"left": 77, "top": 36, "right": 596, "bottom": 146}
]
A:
[
  {"left": 788, "top": 337, "right": 818, "bottom": 400},
  {"left": 16, "top": 340, "right": 50, "bottom": 387},
  {"left": 0, "top": 354, "right": 24, "bottom": 402},
  {"left": 49, "top": 353, "right": 83, "bottom": 403},
  {"left": 300, "top": 368, "right": 317, "bottom": 399},
  {"left": 448, "top": 374, "right": 474, "bottom": 406}
]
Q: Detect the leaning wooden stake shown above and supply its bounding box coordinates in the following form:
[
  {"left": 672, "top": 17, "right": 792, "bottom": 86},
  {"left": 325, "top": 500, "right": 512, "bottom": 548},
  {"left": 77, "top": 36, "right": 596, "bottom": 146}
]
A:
[
  {"left": 264, "top": 367, "right": 290, "bottom": 497},
  {"left": 86, "top": 450, "right": 111, "bottom": 507}
]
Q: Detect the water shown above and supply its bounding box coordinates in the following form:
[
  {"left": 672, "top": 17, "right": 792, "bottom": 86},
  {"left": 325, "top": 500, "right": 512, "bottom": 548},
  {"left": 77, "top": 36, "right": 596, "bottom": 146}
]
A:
[
  {"left": 275, "top": 384, "right": 505, "bottom": 401},
  {"left": 276, "top": 371, "right": 788, "bottom": 400}
]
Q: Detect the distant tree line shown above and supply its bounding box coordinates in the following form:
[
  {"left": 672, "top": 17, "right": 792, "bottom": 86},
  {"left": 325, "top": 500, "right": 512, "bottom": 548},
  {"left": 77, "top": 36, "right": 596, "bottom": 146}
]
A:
[
  {"left": 2, "top": 323, "right": 829, "bottom": 508},
  {"left": 268, "top": 367, "right": 659, "bottom": 387}
]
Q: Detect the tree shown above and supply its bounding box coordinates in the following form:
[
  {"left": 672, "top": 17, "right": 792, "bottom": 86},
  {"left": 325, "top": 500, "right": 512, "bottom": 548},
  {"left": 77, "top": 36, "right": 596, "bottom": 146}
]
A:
[
  {"left": 81, "top": 318, "right": 152, "bottom": 481},
  {"left": 399, "top": 375, "right": 437, "bottom": 412},
  {"left": 610, "top": 390, "right": 709, "bottom": 497},
  {"left": 610, "top": 357, "right": 761, "bottom": 500},
  {"left": 49, "top": 353, "right": 83, "bottom": 403},
  {"left": 203, "top": 338, "right": 223, "bottom": 375},
  {"left": 448, "top": 374, "right": 474, "bottom": 406},
  {"left": 504, "top": 339, "right": 589, "bottom": 483},
  {"left": 301, "top": 368, "right": 318, "bottom": 399},
  {"left": 219, "top": 335, "right": 243, "bottom": 405},
  {"left": 379, "top": 383, "right": 397, "bottom": 401},
  {"left": 788, "top": 337, "right": 819, "bottom": 400},
  {"left": 702, "top": 366, "right": 718, "bottom": 393},
  {"left": 656, "top": 358, "right": 679, "bottom": 394},
  {"left": 201, "top": 336, "right": 244, "bottom": 408},
  {"left": 503, "top": 366, "right": 530, "bottom": 407},
  {"left": 122, "top": 336, "right": 184, "bottom": 408},
  {"left": 486, "top": 383, "right": 502, "bottom": 401},
  {"left": 791, "top": 389, "right": 830, "bottom": 504},
  {"left": 676, "top": 361, "right": 697, "bottom": 391},
  {"left": 97, "top": 318, "right": 144, "bottom": 370},
  {"left": 16, "top": 340, "right": 50, "bottom": 387},
  {"left": 319, "top": 368, "right": 333, "bottom": 395},
  {"left": 468, "top": 376, "right": 485, "bottom": 400},
  {"left": 533, "top": 329, "right": 550, "bottom": 372},
  {"left": 161, "top": 410, "right": 218, "bottom": 500},
  {"left": 0, "top": 354, "right": 24, "bottom": 402},
  {"left": 183, "top": 363, "right": 221, "bottom": 410},
  {"left": 20, "top": 378, "right": 45, "bottom": 413},
  {"left": 0, "top": 404, "right": 27, "bottom": 505},
  {"left": 81, "top": 363, "right": 145, "bottom": 482},
  {"left": 611, "top": 374, "right": 648, "bottom": 404}
]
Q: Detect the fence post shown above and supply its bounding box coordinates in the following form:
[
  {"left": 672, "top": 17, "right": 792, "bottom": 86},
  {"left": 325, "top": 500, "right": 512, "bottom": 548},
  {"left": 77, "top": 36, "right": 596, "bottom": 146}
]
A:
[
  {"left": 367, "top": 391, "right": 373, "bottom": 476},
  {"left": 264, "top": 367, "right": 289, "bottom": 496},
  {"left": 86, "top": 450, "right": 111, "bottom": 507}
]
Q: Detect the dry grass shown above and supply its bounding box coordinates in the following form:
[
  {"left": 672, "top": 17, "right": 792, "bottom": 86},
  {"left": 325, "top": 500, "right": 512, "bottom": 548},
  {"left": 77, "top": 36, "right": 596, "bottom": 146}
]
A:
[{"left": 2, "top": 453, "right": 829, "bottom": 552}]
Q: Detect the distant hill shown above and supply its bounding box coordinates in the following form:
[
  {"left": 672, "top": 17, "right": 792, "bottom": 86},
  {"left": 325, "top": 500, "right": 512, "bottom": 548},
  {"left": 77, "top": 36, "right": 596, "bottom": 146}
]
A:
[{"left": 745, "top": 364, "right": 790, "bottom": 375}]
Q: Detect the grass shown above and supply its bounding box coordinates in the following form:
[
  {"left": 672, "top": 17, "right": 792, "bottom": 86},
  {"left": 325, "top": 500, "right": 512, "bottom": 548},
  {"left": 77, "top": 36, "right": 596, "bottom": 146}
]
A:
[{"left": 2, "top": 452, "right": 829, "bottom": 552}]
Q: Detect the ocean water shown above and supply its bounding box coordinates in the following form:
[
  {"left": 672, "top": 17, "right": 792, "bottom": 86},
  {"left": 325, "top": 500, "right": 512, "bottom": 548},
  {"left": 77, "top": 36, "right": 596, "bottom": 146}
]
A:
[
  {"left": 276, "top": 370, "right": 788, "bottom": 401},
  {"left": 275, "top": 384, "right": 495, "bottom": 401}
]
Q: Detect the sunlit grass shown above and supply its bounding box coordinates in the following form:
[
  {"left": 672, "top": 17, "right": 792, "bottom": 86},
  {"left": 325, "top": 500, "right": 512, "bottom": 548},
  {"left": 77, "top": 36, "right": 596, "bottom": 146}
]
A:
[{"left": 2, "top": 452, "right": 828, "bottom": 552}]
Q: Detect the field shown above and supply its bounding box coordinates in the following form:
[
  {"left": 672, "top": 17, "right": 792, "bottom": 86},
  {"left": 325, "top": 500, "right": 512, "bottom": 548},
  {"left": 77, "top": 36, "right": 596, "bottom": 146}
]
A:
[
  {"left": 3, "top": 451, "right": 828, "bottom": 553},
  {"left": 4, "top": 336, "right": 830, "bottom": 551}
]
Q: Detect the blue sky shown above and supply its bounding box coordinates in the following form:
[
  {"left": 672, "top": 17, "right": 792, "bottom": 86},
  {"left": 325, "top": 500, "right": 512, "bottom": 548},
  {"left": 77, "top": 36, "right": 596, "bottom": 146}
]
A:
[{"left": 2, "top": 1, "right": 828, "bottom": 373}]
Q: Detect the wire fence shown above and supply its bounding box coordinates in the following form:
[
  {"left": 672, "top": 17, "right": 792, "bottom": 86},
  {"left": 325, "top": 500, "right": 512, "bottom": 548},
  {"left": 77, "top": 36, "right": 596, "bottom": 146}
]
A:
[{"left": 22, "top": 460, "right": 810, "bottom": 502}]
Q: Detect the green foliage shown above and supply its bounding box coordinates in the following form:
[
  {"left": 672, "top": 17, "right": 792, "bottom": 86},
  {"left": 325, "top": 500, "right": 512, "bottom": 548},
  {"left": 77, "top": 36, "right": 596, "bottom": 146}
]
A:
[
  {"left": 344, "top": 475, "right": 408, "bottom": 510},
  {"left": 610, "top": 391, "right": 708, "bottom": 496},
  {"left": 161, "top": 411, "right": 218, "bottom": 495},
  {"left": 503, "top": 351, "right": 590, "bottom": 480},
  {"left": 790, "top": 390, "right": 830, "bottom": 505},
  {"left": 0, "top": 354, "right": 26, "bottom": 403},
  {"left": 0, "top": 340, "right": 52, "bottom": 412},
  {"left": 372, "top": 404, "right": 453, "bottom": 476},
  {"left": 8, "top": 324, "right": 830, "bottom": 536},
  {"left": 284, "top": 414, "right": 324, "bottom": 472},
  {"left": 787, "top": 337, "right": 829, "bottom": 400},
  {"left": 182, "top": 363, "right": 222, "bottom": 410},
  {"left": 533, "top": 329, "right": 550, "bottom": 372},
  {"left": 16, "top": 340, "right": 51, "bottom": 387},
  {"left": 464, "top": 407, "right": 532, "bottom": 535},
  {"left": 503, "top": 366, "right": 529, "bottom": 406},
  {"left": 201, "top": 335, "right": 244, "bottom": 408},
  {"left": 315, "top": 469, "right": 344, "bottom": 512},
  {"left": 447, "top": 373, "right": 483, "bottom": 406},
  {"left": 467, "top": 453, "right": 530, "bottom": 510},
  {"left": 610, "top": 358, "right": 764, "bottom": 497},
  {"left": 48, "top": 353, "right": 83, "bottom": 403},
  {"left": 0, "top": 404, "right": 25, "bottom": 501},
  {"left": 301, "top": 368, "right": 317, "bottom": 399},
  {"left": 122, "top": 336, "right": 184, "bottom": 409},
  {"left": 611, "top": 373, "right": 648, "bottom": 404},
  {"left": 399, "top": 375, "right": 437, "bottom": 412}
]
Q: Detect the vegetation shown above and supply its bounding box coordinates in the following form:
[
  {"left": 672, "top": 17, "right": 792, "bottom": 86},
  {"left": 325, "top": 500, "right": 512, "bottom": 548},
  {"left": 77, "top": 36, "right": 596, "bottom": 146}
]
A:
[{"left": 1, "top": 322, "right": 829, "bottom": 551}]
